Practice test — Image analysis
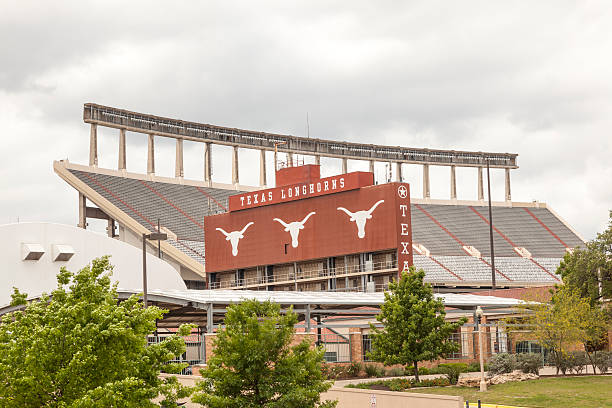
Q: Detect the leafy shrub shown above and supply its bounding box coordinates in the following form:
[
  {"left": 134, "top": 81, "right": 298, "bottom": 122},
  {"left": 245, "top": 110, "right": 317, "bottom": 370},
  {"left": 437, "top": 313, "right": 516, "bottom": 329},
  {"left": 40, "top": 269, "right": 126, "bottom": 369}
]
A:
[
  {"left": 323, "top": 364, "right": 348, "bottom": 380},
  {"left": 555, "top": 353, "right": 575, "bottom": 375},
  {"left": 418, "top": 366, "right": 430, "bottom": 375},
  {"left": 347, "top": 362, "right": 363, "bottom": 377},
  {"left": 515, "top": 353, "right": 543, "bottom": 375},
  {"left": 346, "top": 377, "right": 451, "bottom": 391},
  {"left": 488, "top": 353, "right": 515, "bottom": 375},
  {"left": 570, "top": 351, "right": 588, "bottom": 374},
  {"left": 438, "top": 363, "right": 467, "bottom": 385},
  {"left": 467, "top": 362, "right": 481, "bottom": 372},
  {"left": 364, "top": 364, "right": 385, "bottom": 378},
  {"left": 593, "top": 351, "right": 611, "bottom": 374},
  {"left": 386, "top": 367, "right": 405, "bottom": 377}
]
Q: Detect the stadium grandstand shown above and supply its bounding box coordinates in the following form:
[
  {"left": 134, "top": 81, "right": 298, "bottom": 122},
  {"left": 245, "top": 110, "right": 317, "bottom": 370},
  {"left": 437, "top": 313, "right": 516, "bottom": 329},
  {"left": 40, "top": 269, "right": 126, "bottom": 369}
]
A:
[{"left": 54, "top": 103, "right": 584, "bottom": 292}]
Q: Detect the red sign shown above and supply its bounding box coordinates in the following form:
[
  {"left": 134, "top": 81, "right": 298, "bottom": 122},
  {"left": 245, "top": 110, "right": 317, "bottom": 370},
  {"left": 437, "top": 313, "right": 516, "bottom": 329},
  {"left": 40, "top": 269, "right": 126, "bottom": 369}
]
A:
[
  {"left": 395, "top": 184, "right": 413, "bottom": 278},
  {"left": 228, "top": 171, "right": 373, "bottom": 212},
  {"left": 205, "top": 182, "right": 413, "bottom": 274}
]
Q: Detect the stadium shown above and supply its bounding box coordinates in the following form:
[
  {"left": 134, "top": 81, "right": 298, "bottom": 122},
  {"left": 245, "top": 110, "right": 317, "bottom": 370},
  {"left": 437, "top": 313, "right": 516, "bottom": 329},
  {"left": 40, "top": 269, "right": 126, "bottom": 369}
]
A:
[
  {"left": 55, "top": 103, "right": 584, "bottom": 293},
  {"left": 0, "top": 102, "right": 586, "bottom": 370}
]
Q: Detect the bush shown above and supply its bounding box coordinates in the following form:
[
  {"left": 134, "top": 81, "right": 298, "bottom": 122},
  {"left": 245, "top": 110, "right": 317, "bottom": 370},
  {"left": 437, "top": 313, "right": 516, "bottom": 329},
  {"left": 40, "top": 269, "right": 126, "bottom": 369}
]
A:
[
  {"left": 347, "top": 362, "right": 363, "bottom": 377},
  {"left": 593, "top": 351, "right": 611, "bottom": 374},
  {"left": 570, "top": 351, "right": 588, "bottom": 374},
  {"left": 345, "top": 377, "right": 450, "bottom": 391},
  {"left": 515, "top": 353, "right": 543, "bottom": 375},
  {"left": 386, "top": 367, "right": 405, "bottom": 377},
  {"left": 467, "top": 362, "right": 480, "bottom": 372},
  {"left": 488, "top": 353, "right": 515, "bottom": 375},
  {"left": 364, "top": 364, "right": 385, "bottom": 378},
  {"left": 438, "top": 363, "right": 467, "bottom": 385},
  {"left": 554, "top": 353, "right": 575, "bottom": 375}
]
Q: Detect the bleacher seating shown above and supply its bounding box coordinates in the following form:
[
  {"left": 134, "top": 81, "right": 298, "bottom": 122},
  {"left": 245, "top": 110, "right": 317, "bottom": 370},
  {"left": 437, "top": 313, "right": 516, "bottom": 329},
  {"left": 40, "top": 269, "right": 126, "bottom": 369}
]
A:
[{"left": 70, "top": 168, "right": 583, "bottom": 286}]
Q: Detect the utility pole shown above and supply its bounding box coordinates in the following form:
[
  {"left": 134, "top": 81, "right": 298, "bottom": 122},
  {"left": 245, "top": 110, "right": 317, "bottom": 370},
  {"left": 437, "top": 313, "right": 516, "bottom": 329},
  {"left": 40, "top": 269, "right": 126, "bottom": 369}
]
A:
[{"left": 487, "top": 160, "right": 496, "bottom": 290}]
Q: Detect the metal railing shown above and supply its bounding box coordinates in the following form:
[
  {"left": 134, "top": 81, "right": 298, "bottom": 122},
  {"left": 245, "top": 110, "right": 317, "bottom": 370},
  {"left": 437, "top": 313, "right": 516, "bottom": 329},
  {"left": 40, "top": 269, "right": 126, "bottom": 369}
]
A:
[
  {"left": 317, "top": 332, "right": 352, "bottom": 363},
  {"left": 209, "top": 259, "right": 397, "bottom": 289},
  {"left": 148, "top": 332, "right": 205, "bottom": 375}
]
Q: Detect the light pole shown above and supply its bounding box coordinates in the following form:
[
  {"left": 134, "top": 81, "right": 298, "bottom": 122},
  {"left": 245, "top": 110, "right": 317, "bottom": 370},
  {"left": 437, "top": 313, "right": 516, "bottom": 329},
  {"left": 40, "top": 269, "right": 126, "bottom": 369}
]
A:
[
  {"left": 142, "top": 230, "right": 167, "bottom": 307},
  {"left": 476, "top": 305, "right": 487, "bottom": 392},
  {"left": 486, "top": 160, "right": 496, "bottom": 290}
]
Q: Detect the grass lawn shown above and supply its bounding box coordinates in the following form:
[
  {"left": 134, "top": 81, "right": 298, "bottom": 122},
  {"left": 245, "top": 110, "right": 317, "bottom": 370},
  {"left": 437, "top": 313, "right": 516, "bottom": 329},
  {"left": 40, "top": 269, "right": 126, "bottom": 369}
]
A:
[{"left": 406, "top": 376, "right": 612, "bottom": 408}]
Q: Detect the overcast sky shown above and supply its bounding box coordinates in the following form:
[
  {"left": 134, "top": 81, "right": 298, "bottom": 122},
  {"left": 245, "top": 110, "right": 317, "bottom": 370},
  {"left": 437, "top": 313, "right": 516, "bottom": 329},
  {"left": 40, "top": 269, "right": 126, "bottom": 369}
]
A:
[{"left": 1, "top": 1, "right": 610, "bottom": 240}]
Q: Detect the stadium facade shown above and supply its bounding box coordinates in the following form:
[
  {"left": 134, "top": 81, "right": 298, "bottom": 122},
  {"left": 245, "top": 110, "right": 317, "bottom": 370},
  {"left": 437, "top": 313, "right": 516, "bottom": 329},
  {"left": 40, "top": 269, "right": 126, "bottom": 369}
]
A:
[{"left": 54, "top": 103, "right": 585, "bottom": 292}]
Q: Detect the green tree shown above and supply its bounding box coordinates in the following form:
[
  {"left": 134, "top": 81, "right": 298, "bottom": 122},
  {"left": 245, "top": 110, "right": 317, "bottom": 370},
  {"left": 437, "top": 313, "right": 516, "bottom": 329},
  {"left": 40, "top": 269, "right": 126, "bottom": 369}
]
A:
[
  {"left": 192, "top": 299, "right": 336, "bottom": 408},
  {"left": 558, "top": 211, "right": 611, "bottom": 306},
  {"left": 367, "top": 267, "right": 467, "bottom": 382},
  {"left": 508, "top": 285, "right": 609, "bottom": 374},
  {"left": 0, "top": 256, "right": 193, "bottom": 407}
]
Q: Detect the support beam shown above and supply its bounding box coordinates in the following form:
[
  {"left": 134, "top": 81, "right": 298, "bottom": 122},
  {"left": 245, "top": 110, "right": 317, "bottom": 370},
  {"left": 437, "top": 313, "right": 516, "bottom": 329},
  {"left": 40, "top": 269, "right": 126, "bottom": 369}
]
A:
[
  {"left": 450, "top": 165, "right": 457, "bottom": 199},
  {"left": 107, "top": 218, "right": 115, "bottom": 238},
  {"left": 315, "top": 155, "right": 320, "bottom": 166},
  {"left": 204, "top": 142, "right": 212, "bottom": 184},
  {"left": 89, "top": 123, "right": 98, "bottom": 166},
  {"left": 259, "top": 149, "right": 267, "bottom": 187},
  {"left": 305, "top": 304, "right": 311, "bottom": 333},
  {"left": 287, "top": 152, "right": 294, "bottom": 167},
  {"left": 477, "top": 166, "right": 484, "bottom": 201},
  {"left": 206, "top": 303, "right": 213, "bottom": 333},
  {"left": 342, "top": 157, "right": 348, "bottom": 174},
  {"left": 118, "top": 128, "right": 126, "bottom": 170},
  {"left": 423, "top": 164, "right": 430, "bottom": 198},
  {"left": 147, "top": 134, "right": 155, "bottom": 175},
  {"left": 505, "top": 168, "right": 511, "bottom": 202},
  {"left": 396, "top": 162, "right": 403, "bottom": 182},
  {"left": 175, "top": 138, "right": 184, "bottom": 178},
  {"left": 78, "top": 193, "right": 86, "bottom": 228},
  {"left": 232, "top": 145, "right": 239, "bottom": 185},
  {"left": 369, "top": 160, "right": 375, "bottom": 174}
]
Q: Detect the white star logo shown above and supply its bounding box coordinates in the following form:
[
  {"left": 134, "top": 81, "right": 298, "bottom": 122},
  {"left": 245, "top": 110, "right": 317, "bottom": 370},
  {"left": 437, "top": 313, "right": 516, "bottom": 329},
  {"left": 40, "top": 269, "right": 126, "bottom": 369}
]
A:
[{"left": 397, "top": 185, "right": 408, "bottom": 199}]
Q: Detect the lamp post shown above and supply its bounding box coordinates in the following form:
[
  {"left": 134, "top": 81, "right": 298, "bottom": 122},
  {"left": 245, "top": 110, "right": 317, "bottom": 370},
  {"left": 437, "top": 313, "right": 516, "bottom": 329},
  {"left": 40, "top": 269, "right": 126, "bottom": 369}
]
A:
[
  {"left": 142, "top": 230, "right": 168, "bottom": 307},
  {"left": 476, "top": 305, "right": 487, "bottom": 392}
]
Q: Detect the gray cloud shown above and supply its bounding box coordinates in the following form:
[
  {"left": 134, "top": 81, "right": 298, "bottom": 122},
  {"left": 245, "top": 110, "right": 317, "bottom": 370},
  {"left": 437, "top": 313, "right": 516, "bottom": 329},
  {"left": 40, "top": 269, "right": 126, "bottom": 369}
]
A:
[{"left": 1, "top": 0, "right": 610, "bottom": 238}]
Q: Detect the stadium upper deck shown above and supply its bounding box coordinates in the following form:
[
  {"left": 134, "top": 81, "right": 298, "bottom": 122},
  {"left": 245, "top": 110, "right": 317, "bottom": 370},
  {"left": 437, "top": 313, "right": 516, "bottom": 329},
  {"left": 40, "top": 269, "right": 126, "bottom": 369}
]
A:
[{"left": 55, "top": 160, "right": 583, "bottom": 290}]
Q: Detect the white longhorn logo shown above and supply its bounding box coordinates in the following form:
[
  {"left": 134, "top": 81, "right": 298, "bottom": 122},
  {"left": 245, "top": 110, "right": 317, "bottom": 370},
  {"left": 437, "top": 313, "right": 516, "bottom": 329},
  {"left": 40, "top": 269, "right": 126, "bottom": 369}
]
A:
[
  {"left": 273, "top": 212, "right": 316, "bottom": 248},
  {"left": 337, "top": 200, "right": 385, "bottom": 238},
  {"left": 215, "top": 222, "right": 254, "bottom": 256}
]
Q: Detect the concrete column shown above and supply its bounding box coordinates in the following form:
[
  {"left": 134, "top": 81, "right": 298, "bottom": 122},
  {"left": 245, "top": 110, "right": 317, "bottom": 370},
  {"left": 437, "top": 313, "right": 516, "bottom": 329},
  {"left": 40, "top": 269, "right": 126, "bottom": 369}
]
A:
[
  {"left": 78, "top": 193, "right": 86, "bottom": 229},
  {"left": 477, "top": 166, "right": 484, "bottom": 201},
  {"left": 147, "top": 134, "right": 155, "bottom": 175},
  {"left": 450, "top": 165, "right": 457, "bottom": 199},
  {"left": 396, "top": 162, "right": 403, "bottom": 182},
  {"left": 505, "top": 168, "right": 512, "bottom": 202},
  {"left": 259, "top": 149, "right": 267, "bottom": 187},
  {"left": 315, "top": 155, "right": 320, "bottom": 166},
  {"left": 423, "top": 164, "right": 430, "bottom": 198},
  {"left": 175, "top": 138, "right": 184, "bottom": 178},
  {"left": 89, "top": 123, "right": 98, "bottom": 166},
  {"left": 342, "top": 157, "right": 348, "bottom": 174},
  {"left": 232, "top": 145, "right": 239, "bottom": 185},
  {"left": 287, "top": 152, "right": 294, "bottom": 167},
  {"left": 118, "top": 129, "right": 126, "bottom": 170},
  {"left": 369, "top": 160, "right": 375, "bottom": 174},
  {"left": 204, "top": 142, "right": 212, "bottom": 184}
]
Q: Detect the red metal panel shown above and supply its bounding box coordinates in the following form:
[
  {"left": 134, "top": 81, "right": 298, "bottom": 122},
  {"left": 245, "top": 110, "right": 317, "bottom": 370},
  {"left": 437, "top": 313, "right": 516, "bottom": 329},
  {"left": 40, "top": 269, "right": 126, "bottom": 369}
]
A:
[
  {"left": 228, "top": 171, "right": 374, "bottom": 212},
  {"left": 205, "top": 182, "right": 411, "bottom": 273},
  {"left": 275, "top": 164, "right": 321, "bottom": 187}
]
